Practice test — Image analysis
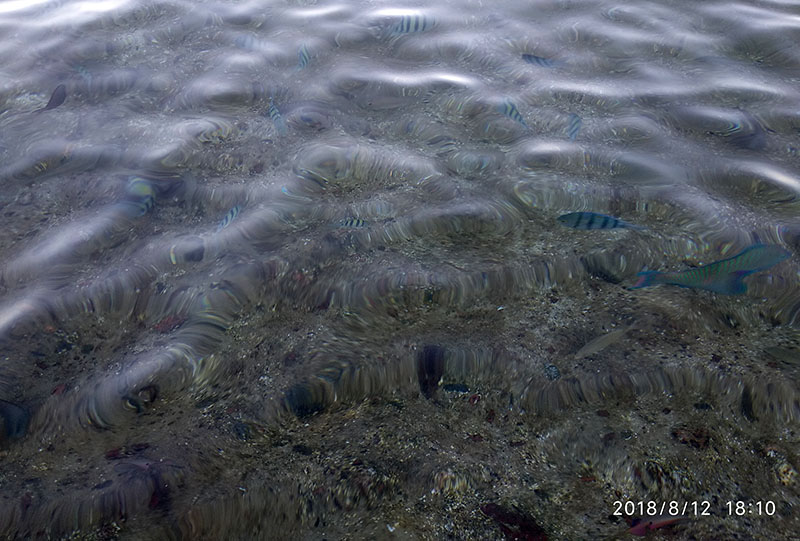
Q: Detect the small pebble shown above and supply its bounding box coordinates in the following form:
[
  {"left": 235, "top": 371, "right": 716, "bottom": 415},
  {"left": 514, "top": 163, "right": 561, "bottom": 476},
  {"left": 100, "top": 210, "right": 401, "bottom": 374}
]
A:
[{"left": 544, "top": 364, "right": 560, "bottom": 380}]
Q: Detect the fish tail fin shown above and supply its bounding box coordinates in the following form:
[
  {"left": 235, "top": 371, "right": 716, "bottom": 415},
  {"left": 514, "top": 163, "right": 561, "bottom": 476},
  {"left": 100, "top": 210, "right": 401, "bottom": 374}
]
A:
[{"left": 629, "top": 271, "right": 662, "bottom": 289}]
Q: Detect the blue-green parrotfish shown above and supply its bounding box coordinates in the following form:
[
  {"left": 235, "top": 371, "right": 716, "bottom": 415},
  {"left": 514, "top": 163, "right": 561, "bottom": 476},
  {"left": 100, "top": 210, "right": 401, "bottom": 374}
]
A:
[
  {"left": 631, "top": 243, "right": 791, "bottom": 295},
  {"left": 557, "top": 211, "right": 643, "bottom": 230}
]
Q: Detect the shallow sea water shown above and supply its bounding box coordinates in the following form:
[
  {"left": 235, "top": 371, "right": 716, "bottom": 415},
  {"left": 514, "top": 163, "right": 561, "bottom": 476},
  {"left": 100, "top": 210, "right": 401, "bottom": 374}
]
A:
[{"left": 1, "top": 0, "right": 799, "bottom": 538}]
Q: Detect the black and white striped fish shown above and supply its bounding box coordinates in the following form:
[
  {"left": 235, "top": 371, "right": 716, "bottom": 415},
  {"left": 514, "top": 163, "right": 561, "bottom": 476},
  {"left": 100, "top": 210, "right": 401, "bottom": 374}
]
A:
[
  {"left": 338, "top": 217, "right": 369, "bottom": 228},
  {"left": 268, "top": 97, "right": 287, "bottom": 136},
  {"left": 497, "top": 98, "right": 528, "bottom": 128},
  {"left": 521, "top": 53, "right": 558, "bottom": 68},
  {"left": 566, "top": 113, "right": 582, "bottom": 141},
  {"left": 297, "top": 43, "right": 310, "bottom": 70},
  {"left": 557, "top": 211, "right": 644, "bottom": 230},
  {"left": 217, "top": 205, "right": 241, "bottom": 231},
  {"left": 389, "top": 13, "right": 434, "bottom": 35}
]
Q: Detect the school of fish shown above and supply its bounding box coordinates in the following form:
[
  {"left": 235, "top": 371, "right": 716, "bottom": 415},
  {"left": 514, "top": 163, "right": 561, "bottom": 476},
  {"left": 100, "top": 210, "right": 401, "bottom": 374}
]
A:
[{"left": 557, "top": 210, "right": 791, "bottom": 295}]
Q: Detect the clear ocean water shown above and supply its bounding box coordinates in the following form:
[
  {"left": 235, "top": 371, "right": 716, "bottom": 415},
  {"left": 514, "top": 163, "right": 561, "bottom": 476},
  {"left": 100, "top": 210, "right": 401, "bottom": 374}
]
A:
[{"left": 0, "top": 0, "right": 799, "bottom": 538}]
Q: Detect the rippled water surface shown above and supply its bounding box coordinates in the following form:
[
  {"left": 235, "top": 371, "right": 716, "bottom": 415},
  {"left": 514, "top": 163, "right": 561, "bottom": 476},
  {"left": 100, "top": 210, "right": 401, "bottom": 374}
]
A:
[{"left": 1, "top": 0, "right": 800, "bottom": 538}]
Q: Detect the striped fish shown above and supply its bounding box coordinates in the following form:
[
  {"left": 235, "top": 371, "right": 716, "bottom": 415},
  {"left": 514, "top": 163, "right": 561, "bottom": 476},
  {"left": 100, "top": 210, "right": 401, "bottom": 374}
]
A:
[
  {"left": 497, "top": 98, "right": 528, "bottom": 128},
  {"left": 390, "top": 13, "right": 434, "bottom": 35},
  {"left": 268, "top": 97, "right": 287, "bottom": 136},
  {"left": 297, "top": 43, "right": 310, "bottom": 70},
  {"left": 122, "top": 176, "right": 155, "bottom": 217},
  {"left": 338, "top": 217, "right": 368, "bottom": 228},
  {"left": 557, "top": 211, "right": 643, "bottom": 230},
  {"left": 566, "top": 113, "right": 582, "bottom": 141},
  {"left": 521, "top": 53, "right": 557, "bottom": 67},
  {"left": 631, "top": 244, "right": 791, "bottom": 295},
  {"left": 217, "top": 205, "right": 241, "bottom": 231}
]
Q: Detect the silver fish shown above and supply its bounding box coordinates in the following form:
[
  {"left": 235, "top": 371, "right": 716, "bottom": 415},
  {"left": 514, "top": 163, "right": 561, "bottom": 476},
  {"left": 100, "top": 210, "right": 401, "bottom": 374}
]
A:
[{"left": 573, "top": 325, "right": 632, "bottom": 360}]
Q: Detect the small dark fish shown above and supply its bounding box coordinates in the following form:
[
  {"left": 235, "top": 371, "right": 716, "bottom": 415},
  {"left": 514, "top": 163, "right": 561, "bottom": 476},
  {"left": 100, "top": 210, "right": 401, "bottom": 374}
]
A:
[
  {"left": 521, "top": 53, "right": 557, "bottom": 67},
  {"left": 390, "top": 13, "right": 434, "bottom": 35},
  {"left": 297, "top": 43, "right": 310, "bottom": 70},
  {"left": 566, "top": 113, "right": 582, "bottom": 141},
  {"left": 497, "top": 98, "right": 528, "bottom": 128},
  {"left": 442, "top": 383, "right": 469, "bottom": 393},
  {"left": 36, "top": 84, "right": 67, "bottom": 112},
  {"left": 268, "top": 97, "right": 287, "bottom": 136},
  {"left": 0, "top": 399, "right": 29, "bottom": 440},
  {"left": 557, "top": 211, "right": 643, "bottom": 230},
  {"left": 417, "top": 345, "right": 446, "bottom": 399},
  {"left": 740, "top": 384, "right": 756, "bottom": 422},
  {"left": 338, "top": 217, "right": 368, "bottom": 228},
  {"left": 631, "top": 244, "right": 791, "bottom": 295},
  {"left": 284, "top": 382, "right": 326, "bottom": 417},
  {"left": 217, "top": 205, "right": 241, "bottom": 231}
]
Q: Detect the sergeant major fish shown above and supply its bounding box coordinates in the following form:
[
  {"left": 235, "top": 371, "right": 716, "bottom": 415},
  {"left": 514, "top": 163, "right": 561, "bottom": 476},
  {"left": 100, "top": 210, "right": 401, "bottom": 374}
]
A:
[
  {"left": 630, "top": 243, "right": 791, "bottom": 295},
  {"left": 338, "top": 217, "right": 368, "bottom": 228},
  {"left": 268, "top": 97, "right": 287, "bottom": 136},
  {"left": 566, "top": 113, "right": 582, "bottom": 141},
  {"left": 557, "top": 211, "right": 643, "bottom": 230},
  {"left": 497, "top": 98, "right": 528, "bottom": 128},
  {"left": 217, "top": 205, "right": 241, "bottom": 231},
  {"left": 388, "top": 13, "right": 434, "bottom": 36},
  {"left": 521, "top": 53, "right": 558, "bottom": 68},
  {"left": 297, "top": 43, "right": 310, "bottom": 70}
]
